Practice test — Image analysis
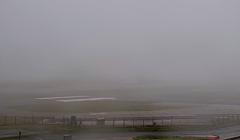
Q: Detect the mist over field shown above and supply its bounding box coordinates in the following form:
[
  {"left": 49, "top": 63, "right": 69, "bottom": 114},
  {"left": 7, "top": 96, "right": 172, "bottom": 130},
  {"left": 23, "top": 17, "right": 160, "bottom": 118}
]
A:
[
  {"left": 2, "top": 2, "right": 240, "bottom": 140},
  {"left": 0, "top": 0, "right": 240, "bottom": 107}
]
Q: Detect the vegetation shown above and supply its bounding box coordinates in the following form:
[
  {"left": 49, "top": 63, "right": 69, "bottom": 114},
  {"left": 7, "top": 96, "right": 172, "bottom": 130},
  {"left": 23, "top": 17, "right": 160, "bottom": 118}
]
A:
[
  {"left": 0, "top": 125, "right": 216, "bottom": 132},
  {"left": 9, "top": 100, "right": 174, "bottom": 112},
  {"left": 0, "top": 135, "right": 30, "bottom": 139},
  {"left": 123, "top": 125, "right": 216, "bottom": 131},
  {"left": 134, "top": 135, "right": 205, "bottom": 140}
]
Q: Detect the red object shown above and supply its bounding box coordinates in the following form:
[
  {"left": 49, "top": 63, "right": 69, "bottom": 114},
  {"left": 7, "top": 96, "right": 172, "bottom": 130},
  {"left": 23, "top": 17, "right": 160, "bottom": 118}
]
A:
[{"left": 206, "top": 135, "right": 220, "bottom": 140}]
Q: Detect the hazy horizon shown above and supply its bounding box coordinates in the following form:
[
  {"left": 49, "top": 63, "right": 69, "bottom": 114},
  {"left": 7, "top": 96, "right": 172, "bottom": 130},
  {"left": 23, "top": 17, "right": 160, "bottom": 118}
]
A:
[{"left": 1, "top": 0, "right": 240, "bottom": 90}]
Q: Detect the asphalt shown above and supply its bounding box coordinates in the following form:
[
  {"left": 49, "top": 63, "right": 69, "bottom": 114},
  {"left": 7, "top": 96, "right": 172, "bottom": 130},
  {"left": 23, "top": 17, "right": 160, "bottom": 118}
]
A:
[{"left": 2, "top": 124, "right": 240, "bottom": 140}]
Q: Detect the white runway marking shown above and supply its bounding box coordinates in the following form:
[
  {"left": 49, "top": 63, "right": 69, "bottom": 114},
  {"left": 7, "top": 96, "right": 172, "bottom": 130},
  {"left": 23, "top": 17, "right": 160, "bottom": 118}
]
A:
[
  {"left": 57, "top": 97, "right": 116, "bottom": 102},
  {"left": 35, "top": 96, "right": 89, "bottom": 100}
]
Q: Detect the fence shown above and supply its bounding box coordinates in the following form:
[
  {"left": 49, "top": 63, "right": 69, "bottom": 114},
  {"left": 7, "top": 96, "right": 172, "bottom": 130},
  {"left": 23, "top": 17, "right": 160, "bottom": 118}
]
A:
[{"left": 0, "top": 114, "right": 239, "bottom": 127}]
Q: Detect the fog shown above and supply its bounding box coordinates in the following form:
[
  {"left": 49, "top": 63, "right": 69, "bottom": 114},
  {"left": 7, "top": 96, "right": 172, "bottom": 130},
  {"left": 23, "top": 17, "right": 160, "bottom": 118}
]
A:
[{"left": 0, "top": 0, "right": 240, "bottom": 92}]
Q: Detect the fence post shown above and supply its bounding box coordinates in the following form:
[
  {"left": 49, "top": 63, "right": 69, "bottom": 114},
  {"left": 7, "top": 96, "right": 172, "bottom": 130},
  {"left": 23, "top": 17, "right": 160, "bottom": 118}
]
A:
[
  {"left": 113, "top": 118, "right": 115, "bottom": 127},
  {"left": 78, "top": 119, "right": 80, "bottom": 127},
  {"left": 212, "top": 116, "right": 214, "bottom": 125},
  {"left": 143, "top": 118, "right": 144, "bottom": 127},
  {"left": 212, "top": 117, "right": 214, "bottom": 125},
  {"left": 4, "top": 116, "right": 6, "bottom": 125},
  {"left": 14, "top": 114, "right": 240, "bottom": 127},
  {"left": 133, "top": 118, "right": 134, "bottom": 126},
  {"left": 53, "top": 116, "right": 55, "bottom": 125}
]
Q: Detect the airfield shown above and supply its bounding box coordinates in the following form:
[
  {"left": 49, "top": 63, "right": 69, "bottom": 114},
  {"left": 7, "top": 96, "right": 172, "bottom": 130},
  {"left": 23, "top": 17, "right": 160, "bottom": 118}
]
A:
[{"left": 1, "top": 92, "right": 240, "bottom": 118}]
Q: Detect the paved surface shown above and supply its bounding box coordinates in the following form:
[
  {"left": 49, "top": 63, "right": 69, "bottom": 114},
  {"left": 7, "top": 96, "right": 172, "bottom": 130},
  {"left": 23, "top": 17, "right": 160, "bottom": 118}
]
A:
[{"left": 2, "top": 124, "right": 240, "bottom": 140}]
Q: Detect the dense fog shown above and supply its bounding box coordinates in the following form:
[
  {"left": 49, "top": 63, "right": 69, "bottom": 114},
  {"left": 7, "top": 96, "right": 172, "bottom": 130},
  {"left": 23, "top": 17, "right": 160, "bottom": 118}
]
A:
[{"left": 0, "top": 0, "right": 240, "bottom": 94}]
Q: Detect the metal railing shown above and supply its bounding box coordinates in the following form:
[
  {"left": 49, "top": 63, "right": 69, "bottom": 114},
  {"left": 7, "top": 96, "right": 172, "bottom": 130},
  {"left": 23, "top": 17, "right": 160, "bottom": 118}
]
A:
[{"left": 0, "top": 114, "right": 239, "bottom": 127}]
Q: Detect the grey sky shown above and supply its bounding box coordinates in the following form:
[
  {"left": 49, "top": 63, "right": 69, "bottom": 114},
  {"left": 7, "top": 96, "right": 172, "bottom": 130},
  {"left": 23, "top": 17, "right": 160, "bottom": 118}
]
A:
[{"left": 0, "top": 0, "right": 240, "bottom": 83}]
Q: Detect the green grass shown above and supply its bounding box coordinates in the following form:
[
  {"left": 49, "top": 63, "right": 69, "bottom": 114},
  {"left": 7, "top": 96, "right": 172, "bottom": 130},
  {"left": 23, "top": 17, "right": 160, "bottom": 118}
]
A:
[
  {"left": 122, "top": 125, "right": 216, "bottom": 131},
  {"left": 9, "top": 100, "right": 174, "bottom": 113},
  {"left": 0, "top": 94, "right": 36, "bottom": 101},
  {"left": 0, "top": 135, "right": 30, "bottom": 139},
  {"left": 0, "top": 125, "right": 53, "bottom": 130},
  {"left": 134, "top": 135, "right": 205, "bottom": 140},
  {"left": 0, "top": 125, "right": 216, "bottom": 133}
]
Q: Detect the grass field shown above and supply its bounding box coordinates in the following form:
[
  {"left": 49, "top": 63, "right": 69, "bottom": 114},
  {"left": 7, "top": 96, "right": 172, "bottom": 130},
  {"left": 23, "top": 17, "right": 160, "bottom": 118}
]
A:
[
  {"left": 9, "top": 100, "right": 173, "bottom": 113},
  {"left": 0, "top": 125, "right": 216, "bottom": 132},
  {"left": 123, "top": 125, "right": 216, "bottom": 131},
  {"left": 134, "top": 135, "right": 205, "bottom": 140},
  {"left": 0, "top": 93, "right": 37, "bottom": 101}
]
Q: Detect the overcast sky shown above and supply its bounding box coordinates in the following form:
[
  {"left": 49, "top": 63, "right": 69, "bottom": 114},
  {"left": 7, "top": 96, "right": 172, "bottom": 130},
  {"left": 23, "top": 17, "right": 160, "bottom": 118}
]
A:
[{"left": 0, "top": 0, "right": 240, "bottom": 83}]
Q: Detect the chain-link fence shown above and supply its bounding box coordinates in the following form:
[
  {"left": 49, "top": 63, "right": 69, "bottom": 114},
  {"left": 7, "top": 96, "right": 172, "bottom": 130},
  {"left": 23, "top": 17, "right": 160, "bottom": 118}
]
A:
[{"left": 0, "top": 114, "right": 239, "bottom": 127}]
